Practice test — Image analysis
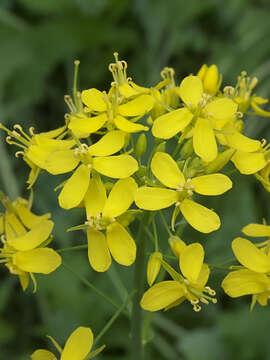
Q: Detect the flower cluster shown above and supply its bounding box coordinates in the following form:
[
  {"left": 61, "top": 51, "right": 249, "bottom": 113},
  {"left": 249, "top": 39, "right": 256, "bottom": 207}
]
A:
[{"left": 1, "top": 54, "right": 270, "bottom": 356}]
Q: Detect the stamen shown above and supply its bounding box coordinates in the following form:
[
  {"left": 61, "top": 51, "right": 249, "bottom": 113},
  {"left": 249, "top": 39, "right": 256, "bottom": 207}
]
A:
[
  {"left": 193, "top": 304, "right": 201, "bottom": 312},
  {"left": 13, "top": 125, "right": 31, "bottom": 141},
  {"left": 15, "top": 151, "right": 24, "bottom": 158},
  {"left": 29, "top": 127, "right": 35, "bottom": 136}
]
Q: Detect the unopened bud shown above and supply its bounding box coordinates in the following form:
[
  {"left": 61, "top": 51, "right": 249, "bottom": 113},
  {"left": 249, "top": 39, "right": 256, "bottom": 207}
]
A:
[
  {"left": 184, "top": 157, "right": 202, "bottom": 178},
  {"left": 204, "top": 148, "right": 235, "bottom": 174},
  {"left": 179, "top": 138, "right": 194, "bottom": 159},
  {"left": 169, "top": 235, "right": 186, "bottom": 257},
  {"left": 154, "top": 141, "right": 166, "bottom": 154},
  {"left": 203, "top": 65, "right": 219, "bottom": 95},
  {"left": 135, "top": 133, "right": 147, "bottom": 158},
  {"left": 147, "top": 252, "right": 163, "bottom": 286},
  {"left": 197, "top": 64, "right": 208, "bottom": 80},
  {"left": 104, "top": 182, "right": 114, "bottom": 193}
]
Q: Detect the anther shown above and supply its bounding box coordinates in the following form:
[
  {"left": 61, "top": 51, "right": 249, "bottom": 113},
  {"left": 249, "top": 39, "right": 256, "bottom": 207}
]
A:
[
  {"left": 193, "top": 304, "right": 201, "bottom": 312},
  {"left": 29, "top": 127, "right": 35, "bottom": 136},
  {"left": 15, "top": 151, "right": 24, "bottom": 158}
]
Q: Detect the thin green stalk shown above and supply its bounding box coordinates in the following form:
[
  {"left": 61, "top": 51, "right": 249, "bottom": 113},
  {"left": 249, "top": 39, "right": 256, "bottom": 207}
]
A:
[
  {"left": 95, "top": 290, "right": 136, "bottom": 345},
  {"left": 62, "top": 261, "right": 119, "bottom": 310},
  {"left": 152, "top": 216, "right": 159, "bottom": 252},
  {"left": 159, "top": 211, "right": 172, "bottom": 236},
  {"left": 57, "top": 244, "right": 88, "bottom": 253},
  {"left": 131, "top": 212, "right": 150, "bottom": 360}
]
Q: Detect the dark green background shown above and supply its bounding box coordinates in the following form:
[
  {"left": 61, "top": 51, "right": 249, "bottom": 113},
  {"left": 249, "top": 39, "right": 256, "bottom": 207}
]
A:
[{"left": 1, "top": 0, "right": 270, "bottom": 359}]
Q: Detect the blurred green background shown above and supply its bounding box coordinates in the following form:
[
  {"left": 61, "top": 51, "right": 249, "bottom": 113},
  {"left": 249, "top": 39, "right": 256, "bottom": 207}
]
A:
[{"left": 1, "top": 0, "right": 270, "bottom": 359}]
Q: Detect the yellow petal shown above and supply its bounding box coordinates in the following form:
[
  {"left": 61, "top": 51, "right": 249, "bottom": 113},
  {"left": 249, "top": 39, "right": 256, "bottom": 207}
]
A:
[
  {"left": 31, "top": 349, "right": 56, "bottom": 360},
  {"left": 152, "top": 108, "right": 193, "bottom": 139},
  {"left": 45, "top": 150, "right": 79, "bottom": 175},
  {"left": 242, "top": 223, "right": 270, "bottom": 237},
  {"left": 140, "top": 280, "right": 185, "bottom": 311},
  {"left": 114, "top": 115, "right": 148, "bottom": 133},
  {"left": 106, "top": 222, "right": 136, "bottom": 266},
  {"left": 118, "top": 95, "right": 154, "bottom": 116},
  {"left": 84, "top": 178, "right": 107, "bottom": 217},
  {"left": 177, "top": 76, "right": 203, "bottom": 107},
  {"left": 197, "top": 264, "right": 210, "bottom": 286},
  {"left": 151, "top": 152, "right": 185, "bottom": 188},
  {"left": 179, "top": 199, "right": 220, "bottom": 233},
  {"left": 68, "top": 113, "right": 107, "bottom": 135},
  {"left": 190, "top": 173, "right": 232, "bottom": 195},
  {"left": 231, "top": 151, "right": 267, "bottom": 175},
  {"left": 224, "top": 130, "right": 261, "bottom": 153},
  {"left": 87, "top": 229, "right": 111, "bottom": 272},
  {"left": 93, "top": 154, "right": 138, "bottom": 178},
  {"left": 257, "top": 293, "right": 269, "bottom": 306},
  {"left": 8, "top": 220, "right": 54, "bottom": 251},
  {"left": 59, "top": 165, "right": 90, "bottom": 209},
  {"left": 222, "top": 269, "right": 270, "bottom": 297},
  {"left": 135, "top": 187, "right": 178, "bottom": 210},
  {"left": 13, "top": 248, "right": 61, "bottom": 274},
  {"left": 40, "top": 125, "right": 66, "bottom": 139},
  {"left": 179, "top": 243, "right": 204, "bottom": 282},
  {"left": 5, "top": 213, "right": 26, "bottom": 241},
  {"left": 204, "top": 98, "right": 237, "bottom": 120},
  {"left": 88, "top": 130, "right": 126, "bottom": 156},
  {"left": 81, "top": 88, "right": 107, "bottom": 112},
  {"left": 232, "top": 237, "right": 270, "bottom": 273},
  {"left": 61, "top": 327, "right": 93, "bottom": 360},
  {"left": 15, "top": 204, "right": 50, "bottom": 229},
  {"left": 102, "top": 178, "right": 138, "bottom": 218},
  {"left": 193, "top": 117, "right": 217, "bottom": 162}
]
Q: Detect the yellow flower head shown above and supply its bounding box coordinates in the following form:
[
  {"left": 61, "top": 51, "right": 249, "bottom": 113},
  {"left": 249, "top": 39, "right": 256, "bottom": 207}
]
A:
[
  {"left": 0, "top": 196, "right": 61, "bottom": 291},
  {"left": 135, "top": 152, "right": 232, "bottom": 233},
  {"left": 0, "top": 123, "right": 70, "bottom": 188},
  {"left": 141, "top": 243, "right": 216, "bottom": 312},
  {"left": 233, "top": 71, "right": 270, "bottom": 117},
  {"left": 222, "top": 235, "right": 270, "bottom": 308},
  {"left": 78, "top": 177, "right": 138, "bottom": 272},
  {"left": 152, "top": 75, "right": 238, "bottom": 162},
  {"left": 43, "top": 131, "right": 138, "bottom": 209},
  {"left": 31, "top": 326, "right": 104, "bottom": 360}
]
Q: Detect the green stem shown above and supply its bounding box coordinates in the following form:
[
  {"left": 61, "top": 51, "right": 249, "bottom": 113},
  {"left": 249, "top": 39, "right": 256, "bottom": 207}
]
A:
[
  {"left": 152, "top": 216, "right": 159, "bottom": 252},
  {"left": 95, "top": 290, "right": 136, "bottom": 345},
  {"left": 159, "top": 211, "right": 172, "bottom": 236},
  {"left": 57, "top": 244, "right": 88, "bottom": 253},
  {"left": 62, "top": 261, "right": 119, "bottom": 310},
  {"left": 131, "top": 212, "right": 150, "bottom": 360}
]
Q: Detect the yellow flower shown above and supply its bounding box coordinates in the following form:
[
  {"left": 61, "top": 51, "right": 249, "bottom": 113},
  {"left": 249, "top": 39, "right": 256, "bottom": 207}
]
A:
[
  {"left": 141, "top": 243, "right": 216, "bottom": 312},
  {"left": 43, "top": 131, "right": 138, "bottom": 209},
  {"left": 31, "top": 326, "right": 104, "bottom": 360},
  {"left": 222, "top": 236, "right": 270, "bottom": 307},
  {"left": 152, "top": 75, "right": 238, "bottom": 162},
  {"left": 0, "top": 218, "right": 61, "bottom": 291},
  {"left": 0, "top": 123, "right": 71, "bottom": 188},
  {"left": 233, "top": 72, "right": 270, "bottom": 117},
  {"left": 68, "top": 81, "right": 154, "bottom": 134},
  {"left": 135, "top": 152, "right": 232, "bottom": 233},
  {"left": 79, "top": 177, "right": 138, "bottom": 272}
]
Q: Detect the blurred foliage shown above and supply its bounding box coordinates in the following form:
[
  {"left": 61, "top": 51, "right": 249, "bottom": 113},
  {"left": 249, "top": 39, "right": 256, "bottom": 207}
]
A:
[{"left": 0, "top": 0, "right": 270, "bottom": 359}]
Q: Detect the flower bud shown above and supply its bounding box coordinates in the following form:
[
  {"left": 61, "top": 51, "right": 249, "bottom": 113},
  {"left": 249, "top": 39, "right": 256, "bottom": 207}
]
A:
[
  {"left": 204, "top": 148, "right": 235, "bottom": 174},
  {"left": 197, "top": 64, "right": 208, "bottom": 80},
  {"left": 135, "top": 134, "right": 147, "bottom": 158},
  {"left": 169, "top": 235, "right": 186, "bottom": 257},
  {"left": 154, "top": 141, "right": 166, "bottom": 154},
  {"left": 179, "top": 138, "right": 194, "bottom": 159},
  {"left": 147, "top": 252, "right": 163, "bottom": 286},
  {"left": 203, "top": 65, "right": 219, "bottom": 95}
]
